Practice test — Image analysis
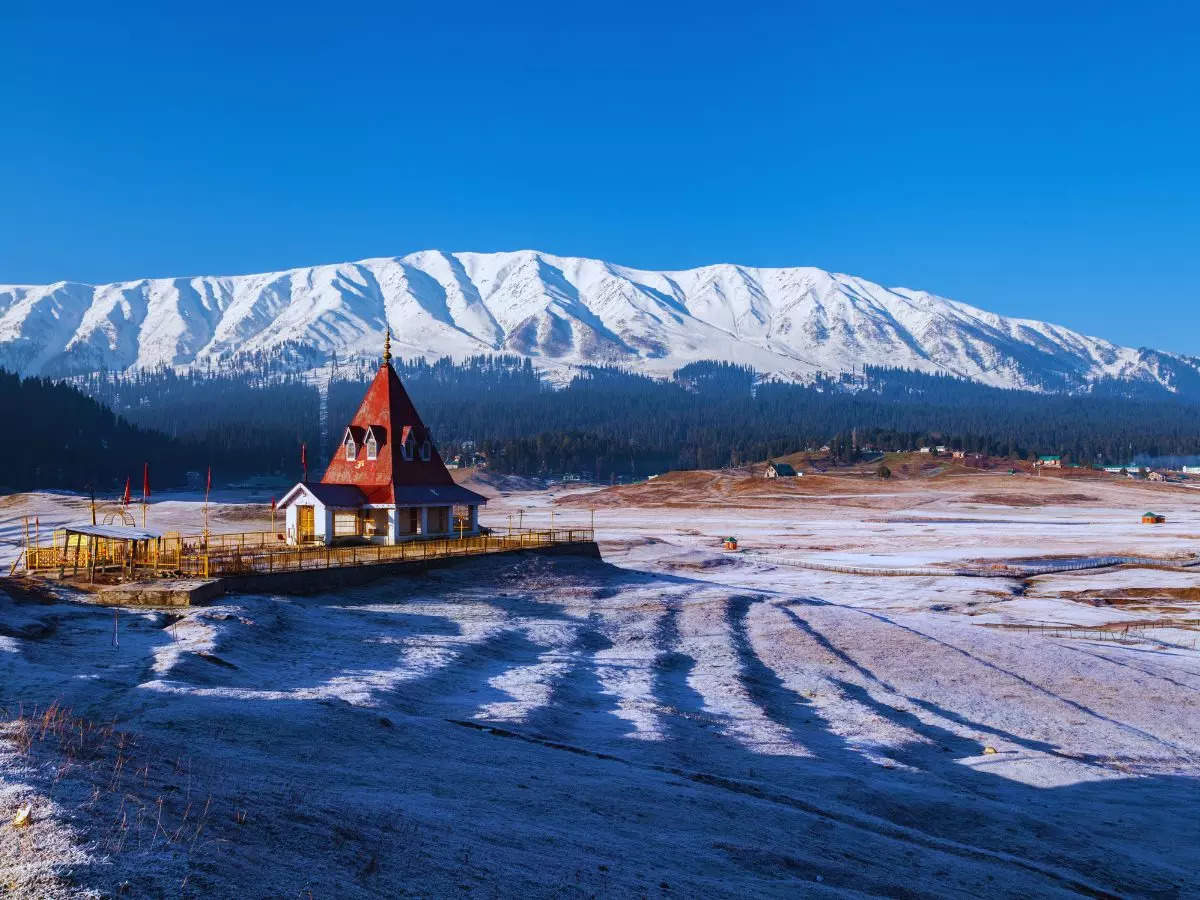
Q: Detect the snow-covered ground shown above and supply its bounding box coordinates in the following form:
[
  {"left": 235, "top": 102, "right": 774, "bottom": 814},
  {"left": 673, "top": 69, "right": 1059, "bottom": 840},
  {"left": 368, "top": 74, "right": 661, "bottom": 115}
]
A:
[{"left": 2, "top": 479, "right": 1199, "bottom": 896}]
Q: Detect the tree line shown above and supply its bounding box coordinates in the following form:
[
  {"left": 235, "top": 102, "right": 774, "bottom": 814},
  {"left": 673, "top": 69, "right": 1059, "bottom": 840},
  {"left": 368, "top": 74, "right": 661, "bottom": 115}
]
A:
[{"left": 4, "top": 356, "right": 1199, "bottom": 492}]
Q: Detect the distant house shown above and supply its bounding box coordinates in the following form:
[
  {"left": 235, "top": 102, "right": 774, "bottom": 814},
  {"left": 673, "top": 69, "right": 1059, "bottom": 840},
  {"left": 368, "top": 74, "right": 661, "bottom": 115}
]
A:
[
  {"left": 1142, "top": 512, "right": 1166, "bottom": 524},
  {"left": 934, "top": 445, "right": 948, "bottom": 455},
  {"left": 918, "top": 447, "right": 932, "bottom": 455},
  {"left": 1147, "top": 471, "right": 1167, "bottom": 483},
  {"left": 951, "top": 450, "right": 965, "bottom": 459},
  {"left": 1183, "top": 466, "right": 1200, "bottom": 475},
  {"left": 765, "top": 462, "right": 799, "bottom": 478},
  {"left": 1036, "top": 455, "right": 1062, "bottom": 468}
]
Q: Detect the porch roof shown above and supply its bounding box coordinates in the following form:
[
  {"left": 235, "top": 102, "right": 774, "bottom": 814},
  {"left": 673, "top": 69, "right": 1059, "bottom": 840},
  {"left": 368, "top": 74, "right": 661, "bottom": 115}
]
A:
[
  {"left": 63, "top": 523, "right": 162, "bottom": 540},
  {"left": 391, "top": 484, "right": 488, "bottom": 506},
  {"left": 281, "top": 482, "right": 369, "bottom": 508}
]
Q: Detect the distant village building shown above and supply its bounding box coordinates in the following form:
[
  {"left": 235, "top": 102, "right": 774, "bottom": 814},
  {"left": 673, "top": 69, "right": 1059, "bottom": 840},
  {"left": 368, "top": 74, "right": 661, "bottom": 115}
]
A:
[
  {"left": 1147, "top": 471, "right": 1167, "bottom": 482},
  {"left": 277, "top": 332, "right": 487, "bottom": 546},
  {"left": 918, "top": 447, "right": 932, "bottom": 454},
  {"left": 1036, "top": 455, "right": 1062, "bottom": 468},
  {"left": 765, "top": 462, "right": 800, "bottom": 478},
  {"left": 1184, "top": 466, "right": 1200, "bottom": 475},
  {"left": 1142, "top": 512, "right": 1166, "bottom": 525}
]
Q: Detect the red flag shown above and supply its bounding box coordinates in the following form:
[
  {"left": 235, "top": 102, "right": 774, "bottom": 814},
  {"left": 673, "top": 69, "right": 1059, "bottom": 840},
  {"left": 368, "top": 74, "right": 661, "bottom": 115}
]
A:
[
  {"left": 122, "top": 477, "right": 131, "bottom": 506},
  {"left": 142, "top": 463, "right": 150, "bottom": 501},
  {"left": 301, "top": 442, "right": 308, "bottom": 480}
]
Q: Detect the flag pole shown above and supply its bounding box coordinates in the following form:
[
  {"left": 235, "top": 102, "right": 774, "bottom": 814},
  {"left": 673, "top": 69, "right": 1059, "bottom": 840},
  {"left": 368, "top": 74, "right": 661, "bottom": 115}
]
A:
[{"left": 204, "top": 466, "right": 211, "bottom": 544}]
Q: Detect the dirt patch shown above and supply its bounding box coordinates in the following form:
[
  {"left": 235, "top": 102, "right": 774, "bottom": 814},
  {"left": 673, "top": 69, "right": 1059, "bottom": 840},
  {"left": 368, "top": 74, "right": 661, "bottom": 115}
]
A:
[
  {"left": 967, "top": 492, "right": 1099, "bottom": 507},
  {"left": 1052, "top": 587, "right": 1200, "bottom": 606},
  {"left": 657, "top": 552, "right": 738, "bottom": 572},
  {"left": 213, "top": 504, "right": 271, "bottom": 522}
]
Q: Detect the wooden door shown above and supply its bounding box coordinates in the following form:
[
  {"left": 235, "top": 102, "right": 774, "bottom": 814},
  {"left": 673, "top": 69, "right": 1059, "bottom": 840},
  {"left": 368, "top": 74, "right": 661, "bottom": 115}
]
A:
[{"left": 297, "top": 505, "right": 316, "bottom": 543}]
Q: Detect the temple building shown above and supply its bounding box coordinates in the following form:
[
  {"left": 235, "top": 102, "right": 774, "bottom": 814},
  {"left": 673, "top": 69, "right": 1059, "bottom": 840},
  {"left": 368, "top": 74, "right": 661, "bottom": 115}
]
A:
[{"left": 278, "top": 333, "right": 487, "bottom": 545}]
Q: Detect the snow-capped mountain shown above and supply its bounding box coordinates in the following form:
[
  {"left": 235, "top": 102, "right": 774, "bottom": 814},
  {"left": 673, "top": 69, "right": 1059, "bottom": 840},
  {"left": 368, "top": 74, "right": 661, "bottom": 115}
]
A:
[{"left": 1, "top": 249, "right": 1196, "bottom": 393}]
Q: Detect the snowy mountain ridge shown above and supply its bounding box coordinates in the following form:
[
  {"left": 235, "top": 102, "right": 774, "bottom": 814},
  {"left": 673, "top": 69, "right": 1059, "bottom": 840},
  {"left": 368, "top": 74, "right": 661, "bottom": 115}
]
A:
[{"left": 1, "top": 249, "right": 1196, "bottom": 393}]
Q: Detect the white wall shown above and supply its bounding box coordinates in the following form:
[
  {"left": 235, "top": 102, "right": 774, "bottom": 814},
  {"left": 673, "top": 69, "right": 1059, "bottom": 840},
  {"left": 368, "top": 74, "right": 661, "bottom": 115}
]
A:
[{"left": 282, "top": 489, "right": 327, "bottom": 545}]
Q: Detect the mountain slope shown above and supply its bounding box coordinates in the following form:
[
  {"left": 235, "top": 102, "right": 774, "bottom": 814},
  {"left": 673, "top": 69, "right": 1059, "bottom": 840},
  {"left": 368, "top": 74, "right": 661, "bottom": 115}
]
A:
[{"left": 1, "top": 250, "right": 1196, "bottom": 393}]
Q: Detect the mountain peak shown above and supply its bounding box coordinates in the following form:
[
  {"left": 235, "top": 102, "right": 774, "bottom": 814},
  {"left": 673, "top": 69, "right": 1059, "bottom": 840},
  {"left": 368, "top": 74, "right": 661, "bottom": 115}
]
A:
[{"left": 0, "top": 249, "right": 1194, "bottom": 394}]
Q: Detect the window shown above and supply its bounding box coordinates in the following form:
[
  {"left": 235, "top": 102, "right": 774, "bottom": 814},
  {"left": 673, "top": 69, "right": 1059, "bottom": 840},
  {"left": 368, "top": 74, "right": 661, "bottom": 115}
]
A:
[
  {"left": 420, "top": 439, "right": 432, "bottom": 462},
  {"left": 428, "top": 506, "right": 449, "bottom": 533},
  {"left": 366, "top": 436, "right": 377, "bottom": 460},
  {"left": 402, "top": 435, "right": 414, "bottom": 461},
  {"left": 333, "top": 511, "right": 359, "bottom": 537},
  {"left": 344, "top": 435, "right": 357, "bottom": 460}
]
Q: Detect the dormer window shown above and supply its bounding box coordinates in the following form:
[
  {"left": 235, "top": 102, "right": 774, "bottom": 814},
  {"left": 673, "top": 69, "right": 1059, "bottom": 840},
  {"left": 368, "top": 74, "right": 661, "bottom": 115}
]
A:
[
  {"left": 400, "top": 425, "right": 415, "bottom": 461},
  {"left": 420, "top": 439, "right": 432, "bottom": 462},
  {"left": 344, "top": 433, "right": 357, "bottom": 461},
  {"left": 366, "top": 434, "right": 378, "bottom": 460}
]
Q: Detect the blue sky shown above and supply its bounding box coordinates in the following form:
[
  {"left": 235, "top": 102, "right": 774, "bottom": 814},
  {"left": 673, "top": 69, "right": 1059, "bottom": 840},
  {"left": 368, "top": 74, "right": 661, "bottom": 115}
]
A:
[{"left": 1, "top": 2, "right": 1197, "bottom": 353}]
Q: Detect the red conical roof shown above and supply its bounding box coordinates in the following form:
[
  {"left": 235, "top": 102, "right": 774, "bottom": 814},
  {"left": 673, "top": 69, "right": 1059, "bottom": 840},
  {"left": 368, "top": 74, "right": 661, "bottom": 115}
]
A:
[{"left": 320, "top": 361, "right": 456, "bottom": 504}]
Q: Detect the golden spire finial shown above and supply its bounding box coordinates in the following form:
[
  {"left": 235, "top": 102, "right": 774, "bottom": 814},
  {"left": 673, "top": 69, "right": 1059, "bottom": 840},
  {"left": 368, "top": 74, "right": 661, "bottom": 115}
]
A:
[{"left": 383, "top": 327, "right": 392, "bottom": 364}]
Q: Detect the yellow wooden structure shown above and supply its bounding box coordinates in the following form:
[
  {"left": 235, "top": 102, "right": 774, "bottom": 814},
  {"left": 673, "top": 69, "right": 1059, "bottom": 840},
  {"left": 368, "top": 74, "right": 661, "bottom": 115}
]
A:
[{"left": 23, "top": 523, "right": 593, "bottom": 582}]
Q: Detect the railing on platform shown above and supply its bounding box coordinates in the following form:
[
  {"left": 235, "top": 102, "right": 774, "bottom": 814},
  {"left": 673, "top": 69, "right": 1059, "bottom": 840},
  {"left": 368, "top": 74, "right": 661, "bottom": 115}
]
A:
[
  {"left": 177, "top": 529, "right": 594, "bottom": 579},
  {"left": 22, "top": 526, "right": 594, "bottom": 581}
]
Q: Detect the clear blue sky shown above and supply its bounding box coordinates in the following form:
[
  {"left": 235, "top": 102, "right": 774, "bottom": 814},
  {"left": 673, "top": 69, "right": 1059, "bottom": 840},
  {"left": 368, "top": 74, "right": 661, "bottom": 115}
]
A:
[{"left": 2, "top": 2, "right": 1197, "bottom": 353}]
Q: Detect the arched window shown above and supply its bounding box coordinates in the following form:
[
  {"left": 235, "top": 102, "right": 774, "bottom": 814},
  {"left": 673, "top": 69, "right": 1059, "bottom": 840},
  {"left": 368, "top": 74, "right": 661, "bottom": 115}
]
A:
[
  {"left": 420, "top": 439, "right": 432, "bottom": 462},
  {"left": 344, "top": 434, "right": 357, "bottom": 460},
  {"left": 366, "top": 435, "right": 378, "bottom": 460}
]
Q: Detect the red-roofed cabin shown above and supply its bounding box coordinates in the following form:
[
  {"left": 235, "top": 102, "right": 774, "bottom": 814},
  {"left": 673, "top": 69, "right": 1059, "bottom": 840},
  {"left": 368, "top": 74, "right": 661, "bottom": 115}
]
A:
[{"left": 278, "top": 338, "right": 487, "bottom": 545}]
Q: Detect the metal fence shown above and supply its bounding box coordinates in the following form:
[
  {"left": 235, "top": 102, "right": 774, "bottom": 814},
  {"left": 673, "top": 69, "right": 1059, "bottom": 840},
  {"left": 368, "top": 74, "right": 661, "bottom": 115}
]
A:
[
  {"left": 744, "top": 552, "right": 1200, "bottom": 578},
  {"left": 178, "top": 528, "right": 594, "bottom": 578},
  {"left": 22, "top": 527, "right": 593, "bottom": 581}
]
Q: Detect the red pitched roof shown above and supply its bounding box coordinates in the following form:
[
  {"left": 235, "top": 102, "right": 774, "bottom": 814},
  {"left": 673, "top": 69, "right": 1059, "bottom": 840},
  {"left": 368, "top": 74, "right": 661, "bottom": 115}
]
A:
[{"left": 320, "top": 360, "right": 483, "bottom": 506}]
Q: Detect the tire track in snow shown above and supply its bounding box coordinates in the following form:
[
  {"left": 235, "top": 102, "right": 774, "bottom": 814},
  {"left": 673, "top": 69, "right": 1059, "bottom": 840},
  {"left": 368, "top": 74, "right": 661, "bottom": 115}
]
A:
[{"left": 445, "top": 718, "right": 1120, "bottom": 899}]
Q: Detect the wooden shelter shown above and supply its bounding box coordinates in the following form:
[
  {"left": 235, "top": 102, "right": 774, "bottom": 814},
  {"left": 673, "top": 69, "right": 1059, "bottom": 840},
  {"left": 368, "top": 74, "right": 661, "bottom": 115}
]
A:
[{"left": 53, "top": 523, "right": 163, "bottom": 581}]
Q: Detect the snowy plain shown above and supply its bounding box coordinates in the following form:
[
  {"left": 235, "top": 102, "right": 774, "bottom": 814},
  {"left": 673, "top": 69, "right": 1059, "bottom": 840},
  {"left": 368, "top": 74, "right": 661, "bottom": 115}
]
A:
[{"left": 2, "top": 473, "right": 1199, "bottom": 897}]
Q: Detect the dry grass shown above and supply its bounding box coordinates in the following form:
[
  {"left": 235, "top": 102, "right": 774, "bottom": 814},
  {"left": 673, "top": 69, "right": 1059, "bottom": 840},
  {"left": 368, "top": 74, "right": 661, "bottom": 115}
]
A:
[{"left": 0, "top": 700, "right": 226, "bottom": 893}]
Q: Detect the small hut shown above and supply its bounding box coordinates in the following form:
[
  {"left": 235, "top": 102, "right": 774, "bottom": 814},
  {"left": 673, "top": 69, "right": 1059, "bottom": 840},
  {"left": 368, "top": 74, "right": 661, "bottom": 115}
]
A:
[
  {"left": 1141, "top": 512, "right": 1166, "bottom": 525},
  {"left": 765, "top": 462, "right": 799, "bottom": 479},
  {"left": 55, "top": 523, "right": 163, "bottom": 580}
]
